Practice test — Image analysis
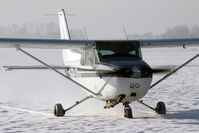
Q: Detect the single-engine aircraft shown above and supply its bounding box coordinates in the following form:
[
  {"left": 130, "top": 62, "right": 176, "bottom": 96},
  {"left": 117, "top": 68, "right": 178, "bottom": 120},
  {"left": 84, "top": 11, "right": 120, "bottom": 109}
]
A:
[{"left": 0, "top": 9, "right": 199, "bottom": 118}]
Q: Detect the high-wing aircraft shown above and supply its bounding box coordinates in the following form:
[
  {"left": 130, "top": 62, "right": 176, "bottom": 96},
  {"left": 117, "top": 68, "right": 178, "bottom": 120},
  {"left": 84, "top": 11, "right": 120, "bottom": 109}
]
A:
[{"left": 0, "top": 9, "right": 199, "bottom": 118}]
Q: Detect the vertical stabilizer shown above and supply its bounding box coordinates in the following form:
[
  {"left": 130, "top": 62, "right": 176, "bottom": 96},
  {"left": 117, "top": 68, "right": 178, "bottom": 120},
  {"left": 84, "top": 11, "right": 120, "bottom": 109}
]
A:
[
  {"left": 58, "top": 9, "right": 81, "bottom": 66},
  {"left": 58, "top": 9, "right": 71, "bottom": 40}
]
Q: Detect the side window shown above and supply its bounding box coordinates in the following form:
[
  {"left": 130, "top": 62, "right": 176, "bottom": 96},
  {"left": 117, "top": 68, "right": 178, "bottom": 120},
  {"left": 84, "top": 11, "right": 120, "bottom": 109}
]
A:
[
  {"left": 80, "top": 49, "right": 99, "bottom": 66},
  {"left": 85, "top": 50, "right": 94, "bottom": 66},
  {"left": 80, "top": 52, "right": 85, "bottom": 66},
  {"left": 138, "top": 48, "right": 142, "bottom": 59},
  {"left": 129, "top": 48, "right": 142, "bottom": 59},
  {"left": 94, "top": 49, "right": 100, "bottom": 64}
]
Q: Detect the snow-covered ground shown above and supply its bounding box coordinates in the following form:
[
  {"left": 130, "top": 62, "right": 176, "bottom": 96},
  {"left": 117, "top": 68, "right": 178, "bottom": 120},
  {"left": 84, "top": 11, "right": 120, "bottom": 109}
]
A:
[{"left": 0, "top": 47, "right": 199, "bottom": 132}]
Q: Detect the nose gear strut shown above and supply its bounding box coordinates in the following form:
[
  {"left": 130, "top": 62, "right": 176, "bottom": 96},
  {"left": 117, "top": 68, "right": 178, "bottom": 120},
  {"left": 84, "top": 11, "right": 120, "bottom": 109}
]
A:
[
  {"left": 123, "top": 102, "right": 133, "bottom": 118},
  {"left": 104, "top": 94, "right": 126, "bottom": 109}
]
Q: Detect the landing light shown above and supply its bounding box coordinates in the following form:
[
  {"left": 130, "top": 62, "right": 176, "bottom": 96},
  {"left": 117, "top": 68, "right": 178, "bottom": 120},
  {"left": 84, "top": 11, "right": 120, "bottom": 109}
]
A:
[
  {"left": 135, "top": 83, "right": 140, "bottom": 88},
  {"left": 130, "top": 83, "right": 134, "bottom": 88}
]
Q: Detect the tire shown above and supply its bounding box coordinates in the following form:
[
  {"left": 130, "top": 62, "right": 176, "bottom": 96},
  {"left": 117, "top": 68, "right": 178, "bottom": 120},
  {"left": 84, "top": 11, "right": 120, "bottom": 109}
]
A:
[
  {"left": 124, "top": 107, "right": 133, "bottom": 118},
  {"left": 54, "top": 103, "right": 65, "bottom": 117},
  {"left": 155, "top": 101, "right": 166, "bottom": 114}
]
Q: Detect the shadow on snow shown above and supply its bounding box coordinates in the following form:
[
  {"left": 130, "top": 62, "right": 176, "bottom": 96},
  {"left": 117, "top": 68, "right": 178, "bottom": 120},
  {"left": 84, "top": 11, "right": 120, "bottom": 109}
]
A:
[{"left": 163, "top": 109, "right": 199, "bottom": 121}]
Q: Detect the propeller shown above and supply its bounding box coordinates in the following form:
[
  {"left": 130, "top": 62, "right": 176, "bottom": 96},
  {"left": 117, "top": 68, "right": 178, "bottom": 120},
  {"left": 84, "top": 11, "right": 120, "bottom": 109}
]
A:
[
  {"left": 94, "top": 66, "right": 176, "bottom": 78},
  {"left": 151, "top": 66, "right": 175, "bottom": 74},
  {"left": 66, "top": 65, "right": 175, "bottom": 78}
]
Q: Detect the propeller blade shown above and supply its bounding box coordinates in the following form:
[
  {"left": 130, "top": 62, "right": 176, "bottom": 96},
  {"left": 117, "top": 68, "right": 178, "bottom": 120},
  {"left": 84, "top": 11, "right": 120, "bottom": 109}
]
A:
[
  {"left": 152, "top": 66, "right": 175, "bottom": 74},
  {"left": 96, "top": 68, "right": 132, "bottom": 77}
]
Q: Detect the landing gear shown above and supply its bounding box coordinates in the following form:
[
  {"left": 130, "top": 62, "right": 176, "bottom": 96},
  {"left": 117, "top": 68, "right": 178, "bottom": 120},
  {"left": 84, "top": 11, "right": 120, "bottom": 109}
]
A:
[
  {"left": 155, "top": 101, "right": 166, "bottom": 114},
  {"left": 138, "top": 100, "right": 166, "bottom": 115},
  {"left": 123, "top": 102, "right": 133, "bottom": 119},
  {"left": 104, "top": 94, "right": 126, "bottom": 109},
  {"left": 54, "top": 96, "right": 91, "bottom": 117},
  {"left": 54, "top": 103, "right": 65, "bottom": 117}
]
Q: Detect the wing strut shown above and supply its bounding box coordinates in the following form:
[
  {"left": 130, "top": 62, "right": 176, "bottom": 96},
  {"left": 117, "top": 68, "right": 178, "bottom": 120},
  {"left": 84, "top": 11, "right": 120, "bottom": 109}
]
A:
[
  {"left": 150, "top": 53, "right": 199, "bottom": 89},
  {"left": 16, "top": 47, "right": 99, "bottom": 96}
]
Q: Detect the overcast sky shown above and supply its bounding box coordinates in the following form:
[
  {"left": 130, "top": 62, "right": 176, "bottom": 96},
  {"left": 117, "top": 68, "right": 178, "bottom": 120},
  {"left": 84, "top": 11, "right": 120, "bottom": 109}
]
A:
[{"left": 1, "top": 0, "right": 199, "bottom": 39}]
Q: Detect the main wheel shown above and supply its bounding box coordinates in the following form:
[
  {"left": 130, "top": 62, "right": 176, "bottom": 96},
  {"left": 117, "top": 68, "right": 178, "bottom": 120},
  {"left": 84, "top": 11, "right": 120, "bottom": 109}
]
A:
[
  {"left": 54, "top": 103, "right": 65, "bottom": 117},
  {"left": 124, "top": 106, "right": 133, "bottom": 118},
  {"left": 155, "top": 101, "right": 166, "bottom": 114}
]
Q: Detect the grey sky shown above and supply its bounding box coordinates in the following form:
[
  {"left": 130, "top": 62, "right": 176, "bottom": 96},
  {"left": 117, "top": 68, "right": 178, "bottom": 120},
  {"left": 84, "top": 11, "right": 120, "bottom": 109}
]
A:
[{"left": 1, "top": 0, "right": 199, "bottom": 39}]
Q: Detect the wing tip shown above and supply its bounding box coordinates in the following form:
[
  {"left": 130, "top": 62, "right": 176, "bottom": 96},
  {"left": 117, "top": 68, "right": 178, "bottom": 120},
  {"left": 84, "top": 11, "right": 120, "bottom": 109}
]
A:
[{"left": 3, "top": 66, "right": 13, "bottom": 71}]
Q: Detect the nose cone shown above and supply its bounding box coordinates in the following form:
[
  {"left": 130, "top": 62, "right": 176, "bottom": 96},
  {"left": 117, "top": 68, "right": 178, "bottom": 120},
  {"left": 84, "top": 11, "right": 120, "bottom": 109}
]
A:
[
  {"left": 107, "top": 57, "right": 152, "bottom": 78},
  {"left": 117, "top": 65, "right": 152, "bottom": 78}
]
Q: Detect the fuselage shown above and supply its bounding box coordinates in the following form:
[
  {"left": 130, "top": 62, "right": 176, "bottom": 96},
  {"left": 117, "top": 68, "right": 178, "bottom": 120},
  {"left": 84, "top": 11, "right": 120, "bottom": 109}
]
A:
[
  {"left": 63, "top": 41, "right": 153, "bottom": 103},
  {"left": 75, "top": 67, "right": 152, "bottom": 103}
]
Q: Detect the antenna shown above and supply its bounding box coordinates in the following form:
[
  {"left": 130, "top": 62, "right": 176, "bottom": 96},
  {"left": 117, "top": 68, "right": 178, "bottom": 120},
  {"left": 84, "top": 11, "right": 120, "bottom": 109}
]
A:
[
  {"left": 123, "top": 25, "right": 129, "bottom": 40},
  {"left": 83, "top": 26, "right": 89, "bottom": 40}
]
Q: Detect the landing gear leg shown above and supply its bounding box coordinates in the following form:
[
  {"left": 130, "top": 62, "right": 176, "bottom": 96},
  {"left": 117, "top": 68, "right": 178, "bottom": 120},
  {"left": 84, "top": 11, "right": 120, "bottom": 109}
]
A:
[
  {"left": 54, "top": 96, "right": 91, "bottom": 117},
  {"left": 137, "top": 100, "right": 166, "bottom": 115},
  {"left": 123, "top": 102, "right": 133, "bottom": 119}
]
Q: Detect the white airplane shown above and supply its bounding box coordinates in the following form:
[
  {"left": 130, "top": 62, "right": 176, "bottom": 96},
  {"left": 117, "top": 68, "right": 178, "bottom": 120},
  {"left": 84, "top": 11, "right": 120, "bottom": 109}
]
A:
[{"left": 0, "top": 9, "right": 199, "bottom": 118}]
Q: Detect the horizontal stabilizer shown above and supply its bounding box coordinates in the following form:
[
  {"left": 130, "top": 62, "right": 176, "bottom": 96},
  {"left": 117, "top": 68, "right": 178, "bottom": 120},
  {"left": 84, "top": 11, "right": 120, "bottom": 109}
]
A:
[
  {"left": 3, "top": 65, "right": 116, "bottom": 73},
  {"left": 3, "top": 65, "right": 67, "bottom": 71}
]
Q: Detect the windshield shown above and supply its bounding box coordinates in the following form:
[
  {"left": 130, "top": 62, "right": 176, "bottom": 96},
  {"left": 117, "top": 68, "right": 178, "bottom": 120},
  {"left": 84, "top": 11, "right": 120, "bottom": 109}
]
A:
[{"left": 96, "top": 41, "right": 142, "bottom": 63}]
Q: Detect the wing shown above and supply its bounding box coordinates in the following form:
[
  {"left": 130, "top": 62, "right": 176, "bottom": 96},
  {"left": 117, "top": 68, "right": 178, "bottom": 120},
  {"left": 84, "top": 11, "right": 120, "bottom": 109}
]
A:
[
  {"left": 140, "top": 38, "right": 199, "bottom": 48},
  {"left": 0, "top": 38, "right": 95, "bottom": 49},
  {"left": 0, "top": 38, "right": 199, "bottom": 50}
]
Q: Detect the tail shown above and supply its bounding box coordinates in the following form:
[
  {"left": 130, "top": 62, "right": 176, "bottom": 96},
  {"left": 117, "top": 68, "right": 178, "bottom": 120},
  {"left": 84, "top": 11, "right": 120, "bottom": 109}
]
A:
[
  {"left": 58, "top": 9, "right": 71, "bottom": 40},
  {"left": 58, "top": 9, "right": 81, "bottom": 66}
]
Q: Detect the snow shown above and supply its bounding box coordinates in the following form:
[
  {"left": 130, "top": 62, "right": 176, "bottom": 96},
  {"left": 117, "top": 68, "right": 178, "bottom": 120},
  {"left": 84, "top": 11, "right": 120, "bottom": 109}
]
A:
[{"left": 0, "top": 47, "right": 199, "bottom": 132}]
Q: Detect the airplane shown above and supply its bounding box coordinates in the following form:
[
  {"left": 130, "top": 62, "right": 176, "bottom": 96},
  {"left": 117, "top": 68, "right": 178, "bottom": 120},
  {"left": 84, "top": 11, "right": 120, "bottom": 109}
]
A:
[{"left": 0, "top": 9, "right": 199, "bottom": 118}]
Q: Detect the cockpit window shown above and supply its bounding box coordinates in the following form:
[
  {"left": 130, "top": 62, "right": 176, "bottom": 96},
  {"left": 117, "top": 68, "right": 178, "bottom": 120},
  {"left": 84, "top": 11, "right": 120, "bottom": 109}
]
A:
[
  {"left": 80, "top": 41, "right": 142, "bottom": 66},
  {"left": 96, "top": 41, "right": 142, "bottom": 62}
]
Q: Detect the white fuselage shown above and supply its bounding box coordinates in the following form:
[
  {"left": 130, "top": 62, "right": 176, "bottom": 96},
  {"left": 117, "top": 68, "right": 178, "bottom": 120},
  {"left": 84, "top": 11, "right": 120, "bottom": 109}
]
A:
[
  {"left": 78, "top": 76, "right": 152, "bottom": 102},
  {"left": 67, "top": 66, "right": 152, "bottom": 103},
  {"left": 62, "top": 49, "right": 152, "bottom": 103},
  {"left": 59, "top": 9, "right": 152, "bottom": 103}
]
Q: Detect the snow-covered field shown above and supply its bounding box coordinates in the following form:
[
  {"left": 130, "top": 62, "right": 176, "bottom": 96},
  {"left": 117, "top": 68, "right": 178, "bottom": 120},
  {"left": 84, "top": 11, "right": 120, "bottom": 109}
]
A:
[{"left": 0, "top": 47, "right": 199, "bottom": 132}]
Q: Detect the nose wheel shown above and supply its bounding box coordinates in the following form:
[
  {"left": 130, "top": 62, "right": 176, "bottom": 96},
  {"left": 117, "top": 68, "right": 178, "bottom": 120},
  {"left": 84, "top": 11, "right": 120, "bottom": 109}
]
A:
[{"left": 123, "top": 102, "right": 133, "bottom": 119}]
